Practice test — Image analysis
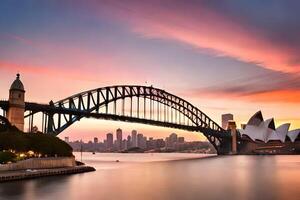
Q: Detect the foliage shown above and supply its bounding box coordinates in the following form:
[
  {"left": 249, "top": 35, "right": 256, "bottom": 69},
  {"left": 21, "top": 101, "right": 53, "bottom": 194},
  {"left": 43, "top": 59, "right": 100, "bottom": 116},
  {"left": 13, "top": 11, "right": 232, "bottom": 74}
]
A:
[
  {"left": 0, "top": 151, "right": 17, "bottom": 164},
  {"left": 0, "top": 128, "right": 73, "bottom": 157}
]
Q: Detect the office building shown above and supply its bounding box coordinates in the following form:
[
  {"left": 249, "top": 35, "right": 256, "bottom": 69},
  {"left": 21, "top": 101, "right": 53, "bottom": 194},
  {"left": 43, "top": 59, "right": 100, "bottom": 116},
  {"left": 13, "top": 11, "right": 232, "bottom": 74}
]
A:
[
  {"left": 132, "top": 130, "right": 137, "bottom": 147},
  {"left": 222, "top": 113, "right": 234, "bottom": 129},
  {"left": 116, "top": 128, "right": 123, "bottom": 150},
  {"left": 106, "top": 133, "right": 113, "bottom": 150}
]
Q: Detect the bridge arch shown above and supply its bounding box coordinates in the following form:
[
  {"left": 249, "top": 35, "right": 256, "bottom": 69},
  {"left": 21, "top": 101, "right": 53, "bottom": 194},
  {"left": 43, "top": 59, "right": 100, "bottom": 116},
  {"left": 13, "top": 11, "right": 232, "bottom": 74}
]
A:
[{"left": 23, "top": 85, "right": 231, "bottom": 154}]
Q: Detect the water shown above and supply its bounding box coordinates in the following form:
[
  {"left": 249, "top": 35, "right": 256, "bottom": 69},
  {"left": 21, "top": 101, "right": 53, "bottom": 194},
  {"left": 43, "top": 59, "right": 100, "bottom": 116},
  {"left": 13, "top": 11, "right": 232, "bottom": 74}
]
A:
[{"left": 0, "top": 153, "right": 300, "bottom": 200}]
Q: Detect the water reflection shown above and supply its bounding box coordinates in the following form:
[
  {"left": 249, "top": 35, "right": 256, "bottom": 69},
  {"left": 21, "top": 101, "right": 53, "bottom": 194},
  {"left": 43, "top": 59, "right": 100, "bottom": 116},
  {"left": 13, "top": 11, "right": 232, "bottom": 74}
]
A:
[{"left": 0, "top": 154, "right": 299, "bottom": 200}]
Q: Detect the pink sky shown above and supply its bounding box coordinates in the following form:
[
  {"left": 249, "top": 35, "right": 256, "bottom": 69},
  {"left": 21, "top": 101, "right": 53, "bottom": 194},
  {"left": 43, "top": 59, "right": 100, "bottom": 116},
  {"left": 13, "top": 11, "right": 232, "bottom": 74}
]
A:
[{"left": 1, "top": 0, "right": 300, "bottom": 142}]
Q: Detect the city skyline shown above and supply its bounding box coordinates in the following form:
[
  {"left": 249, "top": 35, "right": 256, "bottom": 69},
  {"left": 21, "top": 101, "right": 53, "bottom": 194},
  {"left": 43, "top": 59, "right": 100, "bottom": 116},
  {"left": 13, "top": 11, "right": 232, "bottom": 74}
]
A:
[
  {"left": 1, "top": 1, "right": 300, "bottom": 142},
  {"left": 65, "top": 130, "right": 214, "bottom": 154},
  {"left": 65, "top": 128, "right": 188, "bottom": 143}
]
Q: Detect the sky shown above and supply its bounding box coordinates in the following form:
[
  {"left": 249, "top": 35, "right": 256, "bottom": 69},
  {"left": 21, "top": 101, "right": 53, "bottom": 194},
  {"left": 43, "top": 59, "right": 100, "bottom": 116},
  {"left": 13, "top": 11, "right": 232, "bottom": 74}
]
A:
[{"left": 1, "top": 0, "right": 300, "bottom": 142}]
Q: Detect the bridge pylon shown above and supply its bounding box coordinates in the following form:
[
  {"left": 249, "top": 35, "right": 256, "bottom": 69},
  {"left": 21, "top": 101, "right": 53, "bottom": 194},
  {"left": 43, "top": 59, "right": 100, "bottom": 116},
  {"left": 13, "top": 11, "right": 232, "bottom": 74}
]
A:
[{"left": 7, "top": 73, "right": 25, "bottom": 131}]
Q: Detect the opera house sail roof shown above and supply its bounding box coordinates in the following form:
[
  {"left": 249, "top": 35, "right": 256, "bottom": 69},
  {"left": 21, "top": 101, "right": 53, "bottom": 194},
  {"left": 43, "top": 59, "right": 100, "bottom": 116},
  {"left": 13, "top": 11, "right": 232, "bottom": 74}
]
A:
[
  {"left": 287, "top": 129, "right": 300, "bottom": 142},
  {"left": 239, "top": 111, "right": 300, "bottom": 143}
]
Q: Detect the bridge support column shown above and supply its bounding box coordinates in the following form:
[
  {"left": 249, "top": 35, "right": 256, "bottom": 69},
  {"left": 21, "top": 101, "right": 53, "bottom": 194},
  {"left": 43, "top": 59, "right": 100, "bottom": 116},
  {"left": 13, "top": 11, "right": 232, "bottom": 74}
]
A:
[
  {"left": 47, "top": 113, "right": 54, "bottom": 134},
  {"left": 227, "top": 121, "right": 237, "bottom": 154}
]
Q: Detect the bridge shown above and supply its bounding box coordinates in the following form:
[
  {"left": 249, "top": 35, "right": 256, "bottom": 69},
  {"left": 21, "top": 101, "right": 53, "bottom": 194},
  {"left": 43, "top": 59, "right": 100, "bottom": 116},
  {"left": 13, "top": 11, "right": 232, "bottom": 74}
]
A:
[{"left": 0, "top": 81, "right": 233, "bottom": 154}]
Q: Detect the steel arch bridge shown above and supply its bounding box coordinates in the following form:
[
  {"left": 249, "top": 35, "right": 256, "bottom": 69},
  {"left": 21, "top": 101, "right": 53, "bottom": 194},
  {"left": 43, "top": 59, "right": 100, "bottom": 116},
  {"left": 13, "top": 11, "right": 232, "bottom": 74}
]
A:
[{"left": 0, "top": 85, "right": 232, "bottom": 154}]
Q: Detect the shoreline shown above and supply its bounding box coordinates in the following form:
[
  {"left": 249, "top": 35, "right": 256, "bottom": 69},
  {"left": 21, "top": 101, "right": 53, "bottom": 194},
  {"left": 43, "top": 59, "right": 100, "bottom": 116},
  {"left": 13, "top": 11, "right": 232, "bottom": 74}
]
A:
[
  {"left": 0, "top": 165, "right": 95, "bottom": 182},
  {"left": 74, "top": 152, "right": 218, "bottom": 164}
]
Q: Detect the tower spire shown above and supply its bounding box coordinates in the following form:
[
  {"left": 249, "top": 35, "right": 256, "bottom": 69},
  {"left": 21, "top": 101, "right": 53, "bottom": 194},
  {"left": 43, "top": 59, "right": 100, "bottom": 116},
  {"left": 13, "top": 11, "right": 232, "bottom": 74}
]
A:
[{"left": 7, "top": 73, "right": 25, "bottom": 131}]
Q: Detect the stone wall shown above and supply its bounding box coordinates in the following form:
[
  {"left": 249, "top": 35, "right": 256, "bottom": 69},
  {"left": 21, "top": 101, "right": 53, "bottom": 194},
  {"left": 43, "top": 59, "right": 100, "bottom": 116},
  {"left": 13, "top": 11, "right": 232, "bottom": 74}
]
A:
[
  {"left": 0, "top": 157, "right": 75, "bottom": 171},
  {"left": 238, "top": 138, "right": 300, "bottom": 154}
]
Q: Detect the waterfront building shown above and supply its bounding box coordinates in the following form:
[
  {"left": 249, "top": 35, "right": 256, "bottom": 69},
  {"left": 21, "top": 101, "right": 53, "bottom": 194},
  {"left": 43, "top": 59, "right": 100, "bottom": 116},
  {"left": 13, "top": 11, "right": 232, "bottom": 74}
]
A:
[
  {"left": 116, "top": 128, "right": 123, "bottom": 150},
  {"left": 238, "top": 111, "right": 300, "bottom": 154},
  {"left": 131, "top": 130, "right": 137, "bottom": 147},
  {"left": 222, "top": 113, "right": 234, "bottom": 130},
  {"left": 238, "top": 111, "right": 300, "bottom": 143}
]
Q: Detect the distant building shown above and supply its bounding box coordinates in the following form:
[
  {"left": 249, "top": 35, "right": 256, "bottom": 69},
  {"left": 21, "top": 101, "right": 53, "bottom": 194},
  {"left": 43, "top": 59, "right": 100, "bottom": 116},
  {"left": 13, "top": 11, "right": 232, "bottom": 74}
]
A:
[
  {"left": 106, "top": 133, "right": 113, "bottom": 150},
  {"left": 94, "top": 137, "right": 98, "bottom": 143},
  {"left": 122, "top": 139, "right": 127, "bottom": 150},
  {"left": 178, "top": 137, "right": 184, "bottom": 143},
  {"left": 170, "top": 133, "right": 178, "bottom": 143},
  {"left": 147, "top": 137, "right": 156, "bottom": 149},
  {"left": 222, "top": 113, "right": 234, "bottom": 130},
  {"left": 142, "top": 136, "right": 147, "bottom": 149},
  {"left": 132, "top": 130, "right": 137, "bottom": 147},
  {"left": 165, "top": 133, "right": 179, "bottom": 149},
  {"left": 169, "top": 133, "right": 178, "bottom": 147},
  {"left": 116, "top": 128, "right": 123, "bottom": 150},
  {"left": 137, "top": 133, "right": 144, "bottom": 148},
  {"left": 165, "top": 137, "right": 170, "bottom": 148},
  {"left": 127, "top": 135, "right": 132, "bottom": 149},
  {"left": 156, "top": 139, "right": 165, "bottom": 148}
]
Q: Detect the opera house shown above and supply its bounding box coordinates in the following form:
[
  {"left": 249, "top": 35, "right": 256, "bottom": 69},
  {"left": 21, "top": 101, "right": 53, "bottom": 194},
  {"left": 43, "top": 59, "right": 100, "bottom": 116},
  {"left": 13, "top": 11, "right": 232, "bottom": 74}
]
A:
[{"left": 237, "top": 111, "right": 300, "bottom": 154}]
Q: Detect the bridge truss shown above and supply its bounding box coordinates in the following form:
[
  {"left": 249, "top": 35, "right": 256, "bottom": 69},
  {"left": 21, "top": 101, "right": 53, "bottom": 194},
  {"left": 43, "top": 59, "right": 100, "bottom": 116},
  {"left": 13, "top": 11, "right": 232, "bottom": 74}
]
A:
[{"left": 0, "top": 85, "right": 232, "bottom": 154}]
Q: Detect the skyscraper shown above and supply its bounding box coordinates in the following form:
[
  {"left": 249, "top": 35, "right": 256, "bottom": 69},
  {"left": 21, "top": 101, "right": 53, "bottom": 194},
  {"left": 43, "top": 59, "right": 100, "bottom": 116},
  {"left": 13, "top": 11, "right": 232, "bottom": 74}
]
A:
[
  {"left": 106, "top": 133, "right": 113, "bottom": 150},
  {"left": 116, "top": 128, "right": 123, "bottom": 150},
  {"left": 170, "top": 133, "right": 178, "bottom": 143},
  {"left": 127, "top": 135, "right": 132, "bottom": 149},
  {"left": 142, "top": 136, "right": 147, "bottom": 149},
  {"left": 222, "top": 114, "right": 234, "bottom": 130},
  {"left": 131, "top": 130, "right": 137, "bottom": 147},
  {"left": 137, "top": 133, "right": 143, "bottom": 148}
]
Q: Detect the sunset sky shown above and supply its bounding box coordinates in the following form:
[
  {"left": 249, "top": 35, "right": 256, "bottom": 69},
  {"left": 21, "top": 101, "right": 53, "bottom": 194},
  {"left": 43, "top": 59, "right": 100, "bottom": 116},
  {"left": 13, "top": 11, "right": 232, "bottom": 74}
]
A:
[{"left": 1, "top": 0, "right": 300, "bottom": 142}]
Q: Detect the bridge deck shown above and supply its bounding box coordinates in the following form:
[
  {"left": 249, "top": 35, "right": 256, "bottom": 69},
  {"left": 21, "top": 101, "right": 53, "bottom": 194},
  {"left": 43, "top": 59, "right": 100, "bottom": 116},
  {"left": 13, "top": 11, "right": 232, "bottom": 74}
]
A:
[{"left": 0, "top": 100, "right": 230, "bottom": 139}]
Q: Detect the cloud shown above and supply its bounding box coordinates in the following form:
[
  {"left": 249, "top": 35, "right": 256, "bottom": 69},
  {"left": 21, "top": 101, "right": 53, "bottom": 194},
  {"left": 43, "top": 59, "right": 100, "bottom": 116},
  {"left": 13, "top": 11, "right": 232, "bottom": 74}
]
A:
[
  {"left": 94, "top": 0, "right": 300, "bottom": 73},
  {"left": 85, "top": 0, "right": 300, "bottom": 103},
  {"left": 185, "top": 70, "right": 300, "bottom": 103},
  {"left": 0, "top": 33, "right": 147, "bottom": 84}
]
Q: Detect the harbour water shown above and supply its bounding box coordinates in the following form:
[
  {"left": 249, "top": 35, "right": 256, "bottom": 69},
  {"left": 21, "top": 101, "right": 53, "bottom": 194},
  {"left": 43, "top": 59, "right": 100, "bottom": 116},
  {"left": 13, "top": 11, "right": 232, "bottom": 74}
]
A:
[{"left": 0, "top": 153, "right": 300, "bottom": 200}]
